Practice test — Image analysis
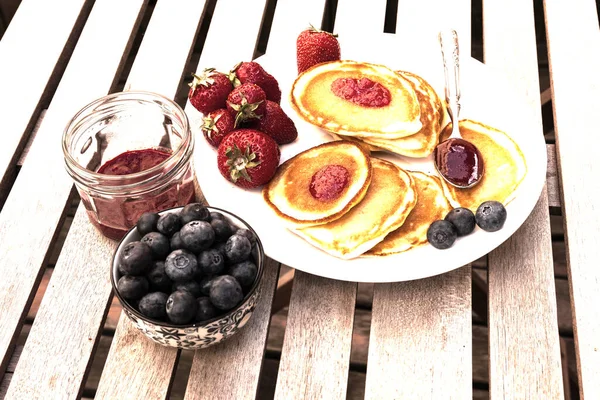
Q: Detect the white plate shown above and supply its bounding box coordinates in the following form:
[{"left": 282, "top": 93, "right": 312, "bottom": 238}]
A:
[{"left": 192, "top": 33, "right": 547, "bottom": 283}]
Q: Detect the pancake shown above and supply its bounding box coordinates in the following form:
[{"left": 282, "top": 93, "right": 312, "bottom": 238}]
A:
[
  {"left": 290, "top": 60, "right": 422, "bottom": 139},
  {"left": 262, "top": 141, "right": 372, "bottom": 227},
  {"left": 365, "top": 171, "right": 452, "bottom": 256},
  {"left": 360, "top": 71, "right": 444, "bottom": 157},
  {"left": 326, "top": 131, "right": 383, "bottom": 153},
  {"left": 293, "top": 158, "right": 417, "bottom": 259},
  {"left": 439, "top": 119, "right": 527, "bottom": 212}
]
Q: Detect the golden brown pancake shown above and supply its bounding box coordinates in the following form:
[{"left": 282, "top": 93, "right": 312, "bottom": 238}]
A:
[
  {"left": 262, "top": 141, "right": 372, "bottom": 227},
  {"left": 290, "top": 60, "right": 422, "bottom": 139},
  {"left": 326, "top": 132, "right": 382, "bottom": 153},
  {"left": 293, "top": 158, "right": 417, "bottom": 259},
  {"left": 439, "top": 119, "right": 527, "bottom": 212},
  {"left": 365, "top": 171, "right": 452, "bottom": 256}
]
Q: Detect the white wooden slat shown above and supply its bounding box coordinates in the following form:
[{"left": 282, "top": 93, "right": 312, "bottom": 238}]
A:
[
  {"left": 334, "top": 0, "right": 387, "bottom": 36},
  {"left": 484, "top": 1, "right": 565, "bottom": 397},
  {"left": 544, "top": 0, "right": 600, "bottom": 397},
  {"left": 0, "top": 0, "right": 146, "bottom": 379},
  {"left": 0, "top": 0, "right": 91, "bottom": 198},
  {"left": 364, "top": 1, "right": 472, "bottom": 398}
]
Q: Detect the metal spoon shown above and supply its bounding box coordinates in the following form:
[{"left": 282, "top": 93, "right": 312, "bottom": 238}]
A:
[{"left": 434, "top": 29, "right": 484, "bottom": 188}]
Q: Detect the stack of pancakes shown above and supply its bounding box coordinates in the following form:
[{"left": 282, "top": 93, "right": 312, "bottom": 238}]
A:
[{"left": 290, "top": 61, "right": 444, "bottom": 158}]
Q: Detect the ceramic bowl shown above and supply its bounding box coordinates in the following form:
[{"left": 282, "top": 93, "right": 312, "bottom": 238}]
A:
[{"left": 111, "top": 206, "right": 264, "bottom": 349}]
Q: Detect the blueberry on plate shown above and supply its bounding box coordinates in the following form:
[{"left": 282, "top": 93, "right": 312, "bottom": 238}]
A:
[
  {"left": 172, "top": 280, "right": 202, "bottom": 298},
  {"left": 210, "top": 275, "right": 243, "bottom": 310},
  {"left": 138, "top": 292, "right": 168, "bottom": 319},
  {"left": 210, "top": 212, "right": 225, "bottom": 221},
  {"left": 196, "top": 297, "right": 218, "bottom": 321},
  {"left": 119, "top": 241, "right": 153, "bottom": 275},
  {"left": 165, "top": 249, "right": 199, "bottom": 282},
  {"left": 427, "top": 220, "right": 457, "bottom": 249},
  {"left": 235, "top": 228, "right": 257, "bottom": 248},
  {"left": 198, "top": 275, "right": 216, "bottom": 296},
  {"left": 444, "top": 207, "right": 476, "bottom": 236},
  {"left": 228, "top": 260, "right": 257, "bottom": 288},
  {"left": 211, "top": 219, "right": 233, "bottom": 243},
  {"left": 198, "top": 249, "right": 225, "bottom": 276},
  {"left": 141, "top": 232, "right": 171, "bottom": 259},
  {"left": 146, "top": 261, "right": 172, "bottom": 292},
  {"left": 180, "top": 203, "right": 211, "bottom": 225},
  {"left": 117, "top": 275, "right": 149, "bottom": 300},
  {"left": 157, "top": 213, "right": 182, "bottom": 237},
  {"left": 180, "top": 221, "right": 215, "bottom": 253},
  {"left": 224, "top": 234, "right": 252, "bottom": 264},
  {"left": 137, "top": 212, "right": 159, "bottom": 236},
  {"left": 166, "top": 290, "right": 198, "bottom": 324},
  {"left": 170, "top": 231, "right": 185, "bottom": 251},
  {"left": 476, "top": 201, "right": 507, "bottom": 232}
]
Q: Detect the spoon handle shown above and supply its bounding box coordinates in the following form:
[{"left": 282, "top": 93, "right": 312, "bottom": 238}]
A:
[{"left": 439, "top": 30, "right": 461, "bottom": 139}]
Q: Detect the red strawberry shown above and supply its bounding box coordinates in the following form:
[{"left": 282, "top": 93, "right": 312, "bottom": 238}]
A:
[
  {"left": 229, "top": 61, "right": 282, "bottom": 103},
  {"left": 251, "top": 100, "right": 298, "bottom": 145},
  {"left": 226, "top": 83, "right": 267, "bottom": 126},
  {"left": 201, "top": 108, "right": 235, "bottom": 148},
  {"left": 296, "top": 25, "right": 341, "bottom": 73},
  {"left": 188, "top": 68, "right": 232, "bottom": 114},
  {"left": 217, "top": 129, "right": 280, "bottom": 189}
]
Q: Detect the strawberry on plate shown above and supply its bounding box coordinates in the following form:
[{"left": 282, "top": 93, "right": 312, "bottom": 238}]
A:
[
  {"left": 229, "top": 61, "right": 282, "bottom": 103},
  {"left": 201, "top": 108, "right": 236, "bottom": 148},
  {"left": 226, "top": 83, "right": 267, "bottom": 126},
  {"left": 217, "top": 129, "right": 280, "bottom": 189},
  {"left": 296, "top": 25, "right": 341, "bottom": 73},
  {"left": 250, "top": 100, "right": 298, "bottom": 145},
  {"left": 188, "top": 68, "right": 232, "bottom": 114}
]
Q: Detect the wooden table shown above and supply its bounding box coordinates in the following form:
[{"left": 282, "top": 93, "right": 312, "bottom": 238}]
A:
[{"left": 0, "top": 0, "right": 598, "bottom": 399}]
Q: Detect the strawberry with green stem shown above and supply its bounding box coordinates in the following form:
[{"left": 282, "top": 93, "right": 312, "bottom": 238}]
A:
[
  {"left": 229, "top": 61, "right": 282, "bottom": 103},
  {"left": 188, "top": 68, "right": 232, "bottom": 114},
  {"left": 226, "top": 83, "right": 267, "bottom": 126},
  {"left": 201, "top": 108, "right": 235, "bottom": 148},
  {"left": 296, "top": 24, "right": 341, "bottom": 73}
]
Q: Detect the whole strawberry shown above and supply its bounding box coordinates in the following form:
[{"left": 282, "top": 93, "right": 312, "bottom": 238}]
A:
[
  {"left": 217, "top": 129, "right": 280, "bottom": 189},
  {"left": 188, "top": 68, "right": 232, "bottom": 114},
  {"left": 296, "top": 25, "right": 341, "bottom": 73},
  {"left": 201, "top": 108, "right": 235, "bottom": 148},
  {"left": 251, "top": 100, "right": 298, "bottom": 145},
  {"left": 226, "top": 83, "right": 267, "bottom": 126},
  {"left": 229, "top": 61, "right": 282, "bottom": 103}
]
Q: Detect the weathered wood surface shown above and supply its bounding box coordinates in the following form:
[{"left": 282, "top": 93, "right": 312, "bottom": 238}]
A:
[
  {"left": 483, "top": 0, "right": 564, "bottom": 398},
  {"left": 545, "top": 0, "right": 600, "bottom": 397},
  {"left": 0, "top": 0, "right": 146, "bottom": 379}
]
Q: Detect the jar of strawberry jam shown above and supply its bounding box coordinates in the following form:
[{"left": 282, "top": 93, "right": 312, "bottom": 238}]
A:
[{"left": 63, "top": 91, "right": 197, "bottom": 240}]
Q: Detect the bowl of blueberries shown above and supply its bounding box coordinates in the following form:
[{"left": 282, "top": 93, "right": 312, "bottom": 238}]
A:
[{"left": 111, "top": 203, "right": 264, "bottom": 349}]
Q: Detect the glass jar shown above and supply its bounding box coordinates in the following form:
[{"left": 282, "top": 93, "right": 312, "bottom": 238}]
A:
[{"left": 63, "top": 91, "right": 197, "bottom": 240}]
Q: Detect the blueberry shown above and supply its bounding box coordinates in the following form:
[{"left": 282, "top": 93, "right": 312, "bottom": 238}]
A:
[
  {"left": 444, "top": 207, "right": 476, "bottom": 236},
  {"left": 228, "top": 261, "right": 257, "bottom": 288},
  {"left": 165, "top": 249, "right": 199, "bottom": 282},
  {"left": 138, "top": 292, "right": 168, "bottom": 320},
  {"left": 157, "top": 213, "right": 181, "bottom": 236},
  {"left": 145, "top": 261, "right": 172, "bottom": 292},
  {"left": 141, "top": 232, "right": 171, "bottom": 259},
  {"left": 117, "top": 275, "right": 149, "bottom": 300},
  {"left": 210, "top": 275, "right": 243, "bottom": 310},
  {"left": 170, "top": 231, "right": 185, "bottom": 251},
  {"left": 198, "top": 249, "right": 225, "bottom": 276},
  {"left": 180, "top": 221, "right": 215, "bottom": 253},
  {"left": 427, "top": 220, "right": 457, "bottom": 249},
  {"left": 235, "top": 228, "right": 257, "bottom": 248},
  {"left": 196, "top": 297, "right": 218, "bottom": 321},
  {"left": 119, "top": 241, "right": 153, "bottom": 275},
  {"left": 172, "top": 280, "right": 202, "bottom": 298},
  {"left": 211, "top": 219, "right": 233, "bottom": 243},
  {"left": 137, "top": 212, "right": 159, "bottom": 236},
  {"left": 198, "top": 275, "right": 216, "bottom": 296},
  {"left": 210, "top": 212, "right": 226, "bottom": 221},
  {"left": 180, "top": 203, "right": 210, "bottom": 225},
  {"left": 214, "top": 241, "right": 227, "bottom": 257},
  {"left": 224, "top": 234, "right": 252, "bottom": 264},
  {"left": 166, "top": 290, "right": 198, "bottom": 324},
  {"left": 476, "top": 201, "right": 507, "bottom": 232}
]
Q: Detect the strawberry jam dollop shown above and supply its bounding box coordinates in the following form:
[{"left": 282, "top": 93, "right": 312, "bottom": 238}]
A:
[
  {"left": 330, "top": 77, "right": 391, "bottom": 107},
  {"left": 309, "top": 165, "right": 350, "bottom": 201},
  {"left": 98, "top": 148, "right": 171, "bottom": 175}
]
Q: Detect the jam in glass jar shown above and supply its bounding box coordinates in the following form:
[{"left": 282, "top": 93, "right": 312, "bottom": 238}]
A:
[{"left": 63, "top": 91, "right": 197, "bottom": 240}]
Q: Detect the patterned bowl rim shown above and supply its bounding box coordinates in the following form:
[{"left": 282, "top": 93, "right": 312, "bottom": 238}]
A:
[{"left": 110, "top": 205, "right": 265, "bottom": 329}]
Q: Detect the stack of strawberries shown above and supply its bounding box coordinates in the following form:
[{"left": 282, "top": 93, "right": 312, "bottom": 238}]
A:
[{"left": 188, "top": 26, "right": 340, "bottom": 190}]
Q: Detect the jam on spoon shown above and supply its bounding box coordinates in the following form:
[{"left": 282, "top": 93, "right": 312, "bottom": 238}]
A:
[{"left": 434, "top": 29, "right": 484, "bottom": 188}]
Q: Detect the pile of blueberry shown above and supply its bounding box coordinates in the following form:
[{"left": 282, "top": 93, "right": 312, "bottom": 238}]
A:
[
  {"left": 427, "top": 200, "right": 507, "bottom": 249},
  {"left": 115, "top": 204, "right": 259, "bottom": 325}
]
